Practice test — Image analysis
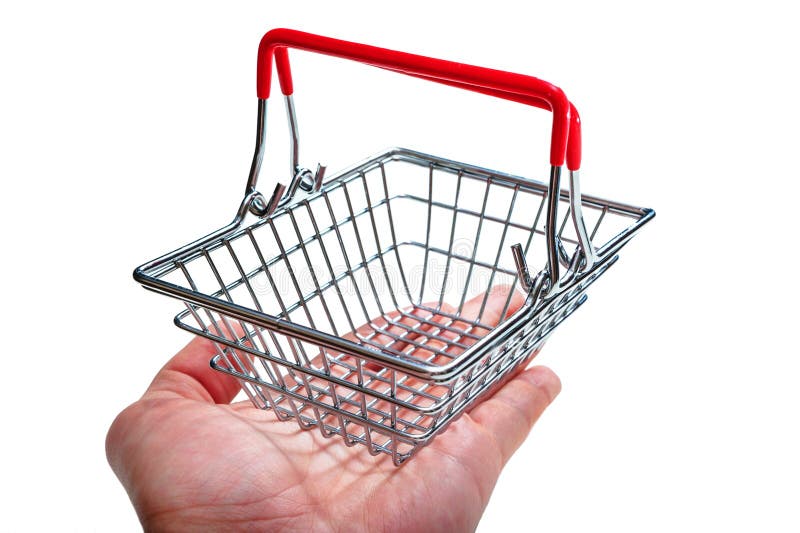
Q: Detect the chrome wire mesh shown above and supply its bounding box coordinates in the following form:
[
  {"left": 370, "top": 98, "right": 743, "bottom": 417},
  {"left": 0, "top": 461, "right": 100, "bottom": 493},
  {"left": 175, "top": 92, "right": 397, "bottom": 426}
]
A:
[{"left": 137, "top": 148, "right": 651, "bottom": 464}]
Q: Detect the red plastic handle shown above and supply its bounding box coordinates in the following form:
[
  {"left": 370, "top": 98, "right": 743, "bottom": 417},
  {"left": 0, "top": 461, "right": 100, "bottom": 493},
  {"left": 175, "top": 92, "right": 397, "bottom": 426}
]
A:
[
  {"left": 376, "top": 67, "right": 581, "bottom": 171},
  {"left": 258, "top": 28, "right": 578, "bottom": 169}
]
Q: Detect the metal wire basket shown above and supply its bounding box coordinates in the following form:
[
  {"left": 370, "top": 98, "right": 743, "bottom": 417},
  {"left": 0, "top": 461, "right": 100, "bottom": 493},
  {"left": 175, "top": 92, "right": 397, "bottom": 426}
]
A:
[{"left": 135, "top": 29, "right": 654, "bottom": 465}]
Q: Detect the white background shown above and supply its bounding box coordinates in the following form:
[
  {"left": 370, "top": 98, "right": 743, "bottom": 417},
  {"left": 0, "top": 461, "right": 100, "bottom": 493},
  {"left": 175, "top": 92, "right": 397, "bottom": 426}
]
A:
[{"left": 1, "top": 1, "right": 798, "bottom": 531}]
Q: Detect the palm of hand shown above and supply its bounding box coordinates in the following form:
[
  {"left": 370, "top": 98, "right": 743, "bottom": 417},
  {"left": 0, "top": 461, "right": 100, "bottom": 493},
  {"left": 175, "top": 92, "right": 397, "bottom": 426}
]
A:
[{"left": 107, "top": 292, "right": 560, "bottom": 531}]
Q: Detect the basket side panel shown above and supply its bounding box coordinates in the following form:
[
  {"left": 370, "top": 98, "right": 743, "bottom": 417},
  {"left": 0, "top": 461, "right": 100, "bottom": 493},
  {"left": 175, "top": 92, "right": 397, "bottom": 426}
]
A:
[{"left": 150, "top": 153, "right": 648, "bottom": 377}]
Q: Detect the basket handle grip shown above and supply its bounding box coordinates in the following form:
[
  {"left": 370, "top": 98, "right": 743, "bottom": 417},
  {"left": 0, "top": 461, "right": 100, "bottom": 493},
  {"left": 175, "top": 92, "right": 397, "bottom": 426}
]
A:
[
  {"left": 257, "top": 28, "right": 579, "bottom": 170},
  {"left": 375, "top": 67, "right": 582, "bottom": 172}
]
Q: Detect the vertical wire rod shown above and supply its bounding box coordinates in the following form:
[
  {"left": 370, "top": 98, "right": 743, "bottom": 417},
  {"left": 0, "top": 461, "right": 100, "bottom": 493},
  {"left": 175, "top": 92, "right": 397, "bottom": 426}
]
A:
[{"left": 545, "top": 165, "right": 562, "bottom": 289}]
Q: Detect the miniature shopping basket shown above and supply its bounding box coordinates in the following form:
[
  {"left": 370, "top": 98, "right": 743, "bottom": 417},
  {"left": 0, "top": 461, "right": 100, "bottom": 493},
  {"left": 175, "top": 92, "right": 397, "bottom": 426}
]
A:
[{"left": 134, "top": 29, "right": 654, "bottom": 465}]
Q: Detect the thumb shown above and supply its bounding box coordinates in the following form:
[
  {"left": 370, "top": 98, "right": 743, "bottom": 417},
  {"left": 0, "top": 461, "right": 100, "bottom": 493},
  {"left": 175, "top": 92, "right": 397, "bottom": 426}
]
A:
[
  {"left": 145, "top": 335, "right": 243, "bottom": 404},
  {"left": 467, "top": 365, "right": 562, "bottom": 465}
]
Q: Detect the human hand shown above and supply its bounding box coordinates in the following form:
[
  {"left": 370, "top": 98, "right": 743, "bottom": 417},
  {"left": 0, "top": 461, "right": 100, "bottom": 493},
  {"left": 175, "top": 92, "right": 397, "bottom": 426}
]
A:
[{"left": 106, "top": 286, "right": 561, "bottom": 531}]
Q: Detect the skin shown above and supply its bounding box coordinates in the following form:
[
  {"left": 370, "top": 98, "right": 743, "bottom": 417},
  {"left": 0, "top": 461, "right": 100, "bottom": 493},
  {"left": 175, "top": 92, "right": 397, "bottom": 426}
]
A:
[{"left": 106, "top": 287, "right": 561, "bottom": 532}]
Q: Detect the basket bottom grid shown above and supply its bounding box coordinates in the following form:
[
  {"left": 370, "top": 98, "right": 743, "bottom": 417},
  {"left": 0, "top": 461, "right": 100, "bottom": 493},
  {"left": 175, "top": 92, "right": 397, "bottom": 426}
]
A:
[
  {"left": 199, "top": 281, "right": 592, "bottom": 464},
  {"left": 348, "top": 302, "right": 496, "bottom": 368}
]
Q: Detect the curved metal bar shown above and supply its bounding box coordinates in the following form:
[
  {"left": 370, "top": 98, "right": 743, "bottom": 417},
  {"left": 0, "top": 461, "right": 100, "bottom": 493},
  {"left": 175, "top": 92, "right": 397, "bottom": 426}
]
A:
[
  {"left": 285, "top": 94, "right": 300, "bottom": 177},
  {"left": 245, "top": 99, "right": 268, "bottom": 196},
  {"left": 528, "top": 269, "right": 550, "bottom": 306},
  {"left": 545, "top": 165, "right": 562, "bottom": 289},
  {"left": 543, "top": 167, "right": 598, "bottom": 292},
  {"left": 511, "top": 243, "right": 533, "bottom": 292},
  {"left": 511, "top": 245, "right": 551, "bottom": 305},
  {"left": 568, "top": 169, "right": 597, "bottom": 272},
  {"left": 556, "top": 237, "right": 572, "bottom": 269}
]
